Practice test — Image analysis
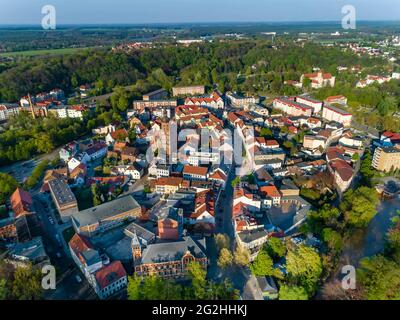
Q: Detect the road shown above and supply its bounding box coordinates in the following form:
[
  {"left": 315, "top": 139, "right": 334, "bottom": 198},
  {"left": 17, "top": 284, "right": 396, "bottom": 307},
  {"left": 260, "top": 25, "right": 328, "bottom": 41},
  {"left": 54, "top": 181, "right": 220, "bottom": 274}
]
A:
[
  {"left": 209, "top": 162, "right": 264, "bottom": 300},
  {"left": 0, "top": 147, "right": 62, "bottom": 183},
  {"left": 33, "top": 192, "right": 96, "bottom": 300}
]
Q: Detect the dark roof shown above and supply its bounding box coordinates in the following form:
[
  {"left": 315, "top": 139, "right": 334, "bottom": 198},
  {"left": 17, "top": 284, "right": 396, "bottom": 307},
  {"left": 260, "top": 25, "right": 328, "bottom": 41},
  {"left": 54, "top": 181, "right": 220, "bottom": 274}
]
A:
[
  {"left": 237, "top": 228, "right": 268, "bottom": 244},
  {"left": 72, "top": 195, "right": 140, "bottom": 228},
  {"left": 140, "top": 236, "right": 206, "bottom": 264}
]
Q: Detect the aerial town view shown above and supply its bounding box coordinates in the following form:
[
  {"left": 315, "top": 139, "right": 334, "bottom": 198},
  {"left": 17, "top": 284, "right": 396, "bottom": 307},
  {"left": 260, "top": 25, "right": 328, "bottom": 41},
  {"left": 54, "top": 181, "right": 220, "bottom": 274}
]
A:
[{"left": 0, "top": 0, "right": 400, "bottom": 308}]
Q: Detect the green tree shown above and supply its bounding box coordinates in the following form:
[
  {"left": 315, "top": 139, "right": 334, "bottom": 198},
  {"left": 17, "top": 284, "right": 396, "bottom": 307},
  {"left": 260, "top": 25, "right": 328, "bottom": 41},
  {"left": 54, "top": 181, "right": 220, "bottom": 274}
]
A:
[
  {"left": 279, "top": 285, "right": 308, "bottom": 300},
  {"left": 218, "top": 248, "right": 234, "bottom": 269},
  {"left": 234, "top": 246, "right": 251, "bottom": 267},
  {"left": 286, "top": 245, "right": 323, "bottom": 295},
  {"left": 260, "top": 127, "right": 273, "bottom": 138},
  {"left": 357, "top": 255, "right": 400, "bottom": 300},
  {"left": 322, "top": 228, "right": 343, "bottom": 253},
  {"left": 187, "top": 261, "right": 207, "bottom": 299},
  {"left": 214, "top": 234, "right": 231, "bottom": 251},
  {"left": 11, "top": 265, "right": 43, "bottom": 300},
  {"left": 250, "top": 249, "right": 281, "bottom": 278},
  {"left": 0, "top": 173, "right": 18, "bottom": 205},
  {"left": 340, "top": 186, "right": 379, "bottom": 228},
  {"left": 266, "top": 237, "right": 286, "bottom": 260},
  {"left": 0, "top": 279, "right": 8, "bottom": 300}
]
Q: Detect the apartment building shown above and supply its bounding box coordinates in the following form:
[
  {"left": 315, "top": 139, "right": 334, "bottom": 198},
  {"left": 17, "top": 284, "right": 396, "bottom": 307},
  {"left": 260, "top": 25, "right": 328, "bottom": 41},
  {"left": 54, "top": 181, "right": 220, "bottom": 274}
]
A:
[
  {"left": 48, "top": 179, "right": 78, "bottom": 222},
  {"left": 322, "top": 105, "right": 353, "bottom": 127},
  {"left": 172, "top": 85, "right": 205, "bottom": 96},
  {"left": 372, "top": 146, "right": 400, "bottom": 172}
]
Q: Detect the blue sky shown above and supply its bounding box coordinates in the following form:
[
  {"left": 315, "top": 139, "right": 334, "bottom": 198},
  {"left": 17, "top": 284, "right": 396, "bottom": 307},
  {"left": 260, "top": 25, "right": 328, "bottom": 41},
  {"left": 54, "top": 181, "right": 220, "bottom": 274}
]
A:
[{"left": 0, "top": 0, "right": 399, "bottom": 25}]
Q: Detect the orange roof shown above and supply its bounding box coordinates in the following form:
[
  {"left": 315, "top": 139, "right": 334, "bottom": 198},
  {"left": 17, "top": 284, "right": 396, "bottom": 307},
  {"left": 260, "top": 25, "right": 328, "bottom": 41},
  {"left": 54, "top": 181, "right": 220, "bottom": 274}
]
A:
[
  {"left": 260, "top": 185, "right": 281, "bottom": 198},
  {"left": 155, "top": 177, "right": 183, "bottom": 187},
  {"left": 10, "top": 188, "right": 33, "bottom": 218},
  {"left": 183, "top": 165, "right": 208, "bottom": 176},
  {"left": 95, "top": 261, "right": 126, "bottom": 290},
  {"left": 69, "top": 233, "right": 94, "bottom": 264},
  {"left": 209, "top": 169, "right": 227, "bottom": 181}
]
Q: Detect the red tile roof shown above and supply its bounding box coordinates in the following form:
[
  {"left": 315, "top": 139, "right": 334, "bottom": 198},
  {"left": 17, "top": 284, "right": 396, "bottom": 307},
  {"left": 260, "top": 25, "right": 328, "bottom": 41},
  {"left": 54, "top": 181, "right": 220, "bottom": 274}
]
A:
[
  {"left": 95, "top": 261, "right": 126, "bottom": 290},
  {"left": 10, "top": 188, "right": 33, "bottom": 218},
  {"left": 183, "top": 165, "right": 208, "bottom": 176}
]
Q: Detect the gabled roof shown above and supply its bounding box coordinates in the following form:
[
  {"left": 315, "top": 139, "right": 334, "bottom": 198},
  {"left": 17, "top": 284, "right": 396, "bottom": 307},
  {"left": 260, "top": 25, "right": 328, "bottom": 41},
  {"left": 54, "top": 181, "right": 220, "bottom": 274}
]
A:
[
  {"left": 10, "top": 188, "right": 33, "bottom": 218},
  {"left": 95, "top": 261, "right": 126, "bottom": 290}
]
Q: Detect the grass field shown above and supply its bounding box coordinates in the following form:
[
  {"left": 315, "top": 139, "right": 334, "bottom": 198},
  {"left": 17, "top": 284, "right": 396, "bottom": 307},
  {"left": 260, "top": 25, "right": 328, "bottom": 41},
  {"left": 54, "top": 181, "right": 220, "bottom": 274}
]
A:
[{"left": 0, "top": 47, "right": 95, "bottom": 57}]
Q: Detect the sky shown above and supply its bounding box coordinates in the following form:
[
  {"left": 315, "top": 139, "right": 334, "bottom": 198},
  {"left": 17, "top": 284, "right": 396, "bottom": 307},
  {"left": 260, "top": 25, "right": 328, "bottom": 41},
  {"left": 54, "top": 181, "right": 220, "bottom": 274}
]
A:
[{"left": 0, "top": 0, "right": 399, "bottom": 25}]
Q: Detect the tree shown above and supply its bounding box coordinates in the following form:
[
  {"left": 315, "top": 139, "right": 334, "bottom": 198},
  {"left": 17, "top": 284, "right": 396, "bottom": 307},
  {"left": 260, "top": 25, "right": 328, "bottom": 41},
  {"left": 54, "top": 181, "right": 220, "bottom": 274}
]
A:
[
  {"left": 127, "top": 275, "right": 142, "bottom": 300},
  {"left": 307, "top": 204, "right": 341, "bottom": 234},
  {"left": 0, "top": 173, "right": 18, "bottom": 205},
  {"left": 25, "top": 159, "right": 50, "bottom": 189},
  {"left": 359, "top": 150, "right": 374, "bottom": 186},
  {"left": 214, "top": 234, "right": 230, "bottom": 251},
  {"left": 322, "top": 228, "right": 343, "bottom": 253},
  {"left": 11, "top": 265, "right": 43, "bottom": 300},
  {"left": 91, "top": 184, "right": 103, "bottom": 206},
  {"left": 231, "top": 176, "right": 241, "bottom": 188},
  {"left": 260, "top": 127, "right": 273, "bottom": 138},
  {"left": 0, "top": 279, "right": 8, "bottom": 300},
  {"left": 340, "top": 186, "right": 379, "bottom": 228},
  {"left": 286, "top": 245, "right": 323, "bottom": 295},
  {"left": 250, "top": 249, "right": 281, "bottom": 278},
  {"left": 218, "top": 248, "right": 234, "bottom": 269},
  {"left": 234, "top": 246, "right": 251, "bottom": 267},
  {"left": 357, "top": 255, "right": 400, "bottom": 300},
  {"left": 187, "top": 261, "right": 207, "bottom": 299},
  {"left": 266, "top": 237, "right": 286, "bottom": 260},
  {"left": 279, "top": 285, "right": 308, "bottom": 300}
]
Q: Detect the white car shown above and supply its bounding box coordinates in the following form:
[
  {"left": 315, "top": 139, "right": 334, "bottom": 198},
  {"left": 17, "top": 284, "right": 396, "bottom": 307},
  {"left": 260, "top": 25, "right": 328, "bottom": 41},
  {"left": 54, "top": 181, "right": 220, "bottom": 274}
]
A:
[{"left": 75, "top": 275, "right": 82, "bottom": 283}]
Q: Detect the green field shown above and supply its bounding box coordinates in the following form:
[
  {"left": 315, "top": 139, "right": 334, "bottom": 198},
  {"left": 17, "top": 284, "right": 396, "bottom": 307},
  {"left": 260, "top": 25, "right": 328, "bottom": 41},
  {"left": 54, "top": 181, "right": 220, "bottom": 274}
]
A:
[{"left": 0, "top": 47, "right": 95, "bottom": 57}]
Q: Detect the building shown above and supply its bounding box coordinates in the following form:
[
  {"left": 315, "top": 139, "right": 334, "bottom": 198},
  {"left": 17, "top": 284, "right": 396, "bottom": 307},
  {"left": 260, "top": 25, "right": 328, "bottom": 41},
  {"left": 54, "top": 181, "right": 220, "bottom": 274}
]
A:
[
  {"left": 324, "top": 95, "right": 348, "bottom": 106},
  {"left": 10, "top": 188, "right": 35, "bottom": 219},
  {"left": 226, "top": 92, "right": 259, "bottom": 108},
  {"left": 94, "top": 261, "right": 127, "bottom": 299},
  {"left": 133, "top": 100, "right": 177, "bottom": 110},
  {"left": 143, "top": 89, "right": 168, "bottom": 101},
  {"left": 182, "top": 165, "right": 208, "bottom": 181},
  {"left": 372, "top": 146, "right": 400, "bottom": 172},
  {"left": 300, "top": 72, "right": 336, "bottom": 88},
  {"left": 303, "top": 135, "right": 327, "bottom": 151},
  {"left": 273, "top": 98, "right": 313, "bottom": 117},
  {"left": 0, "top": 104, "right": 20, "bottom": 121},
  {"left": 72, "top": 195, "right": 141, "bottom": 236},
  {"left": 236, "top": 227, "right": 269, "bottom": 261},
  {"left": 185, "top": 92, "right": 224, "bottom": 109},
  {"left": 260, "top": 185, "right": 282, "bottom": 207},
  {"left": 328, "top": 159, "right": 355, "bottom": 193},
  {"left": 48, "top": 179, "right": 78, "bottom": 222},
  {"left": 173, "top": 85, "right": 205, "bottom": 97},
  {"left": 295, "top": 96, "right": 323, "bottom": 114},
  {"left": 7, "top": 237, "right": 49, "bottom": 268},
  {"left": 322, "top": 105, "right": 352, "bottom": 127},
  {"left": 154, "top": 177, "right": 184, "bottom": 194},
  {"left": 132, "top": 235, "right": 207, "bottom": 279}
]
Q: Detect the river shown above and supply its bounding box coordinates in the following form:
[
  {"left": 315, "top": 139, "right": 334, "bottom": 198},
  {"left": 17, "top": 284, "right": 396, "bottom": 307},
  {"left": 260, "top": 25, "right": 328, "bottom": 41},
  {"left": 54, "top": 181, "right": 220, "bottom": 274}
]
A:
[{"left": 339, "top": 197, "right": 400, "bottom": 267}]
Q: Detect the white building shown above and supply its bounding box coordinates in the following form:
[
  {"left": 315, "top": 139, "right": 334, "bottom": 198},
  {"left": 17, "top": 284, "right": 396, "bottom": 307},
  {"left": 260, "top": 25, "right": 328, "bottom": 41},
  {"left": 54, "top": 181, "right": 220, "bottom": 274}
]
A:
[{"left": 322, "top": 105, "right": 353, "bottom": 127}]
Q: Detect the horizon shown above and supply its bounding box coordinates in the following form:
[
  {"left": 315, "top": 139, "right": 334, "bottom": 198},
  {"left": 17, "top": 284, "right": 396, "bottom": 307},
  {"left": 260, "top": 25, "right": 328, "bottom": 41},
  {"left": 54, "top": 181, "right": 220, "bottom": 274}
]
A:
[{"left": 1, "top": 0, "right": 400, "bottom": 25}]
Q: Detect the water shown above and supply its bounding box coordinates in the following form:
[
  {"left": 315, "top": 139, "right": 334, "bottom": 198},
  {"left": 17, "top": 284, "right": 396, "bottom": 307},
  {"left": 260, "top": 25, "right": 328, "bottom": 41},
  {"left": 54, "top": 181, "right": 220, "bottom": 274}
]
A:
[{"left": 340, "top": 198, "right": 400, "bottom": 267}]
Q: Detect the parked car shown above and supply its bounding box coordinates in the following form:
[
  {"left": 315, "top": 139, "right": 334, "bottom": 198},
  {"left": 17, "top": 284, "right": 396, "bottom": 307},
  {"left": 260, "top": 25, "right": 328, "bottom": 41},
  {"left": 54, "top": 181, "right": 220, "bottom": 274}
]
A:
[
  {"left": 56, "top": 252, "right": 62, "bottom": 258},
  {"left": 48, "top": 215, "right": 54, "bottom": 225}
]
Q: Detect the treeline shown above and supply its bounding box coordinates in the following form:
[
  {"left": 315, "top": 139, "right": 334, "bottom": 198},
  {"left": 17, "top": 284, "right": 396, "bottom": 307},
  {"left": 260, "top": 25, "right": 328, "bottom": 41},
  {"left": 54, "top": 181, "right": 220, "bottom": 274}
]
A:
[{"left": 0, "top": 40, "right": 382, "bottom": 102}]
